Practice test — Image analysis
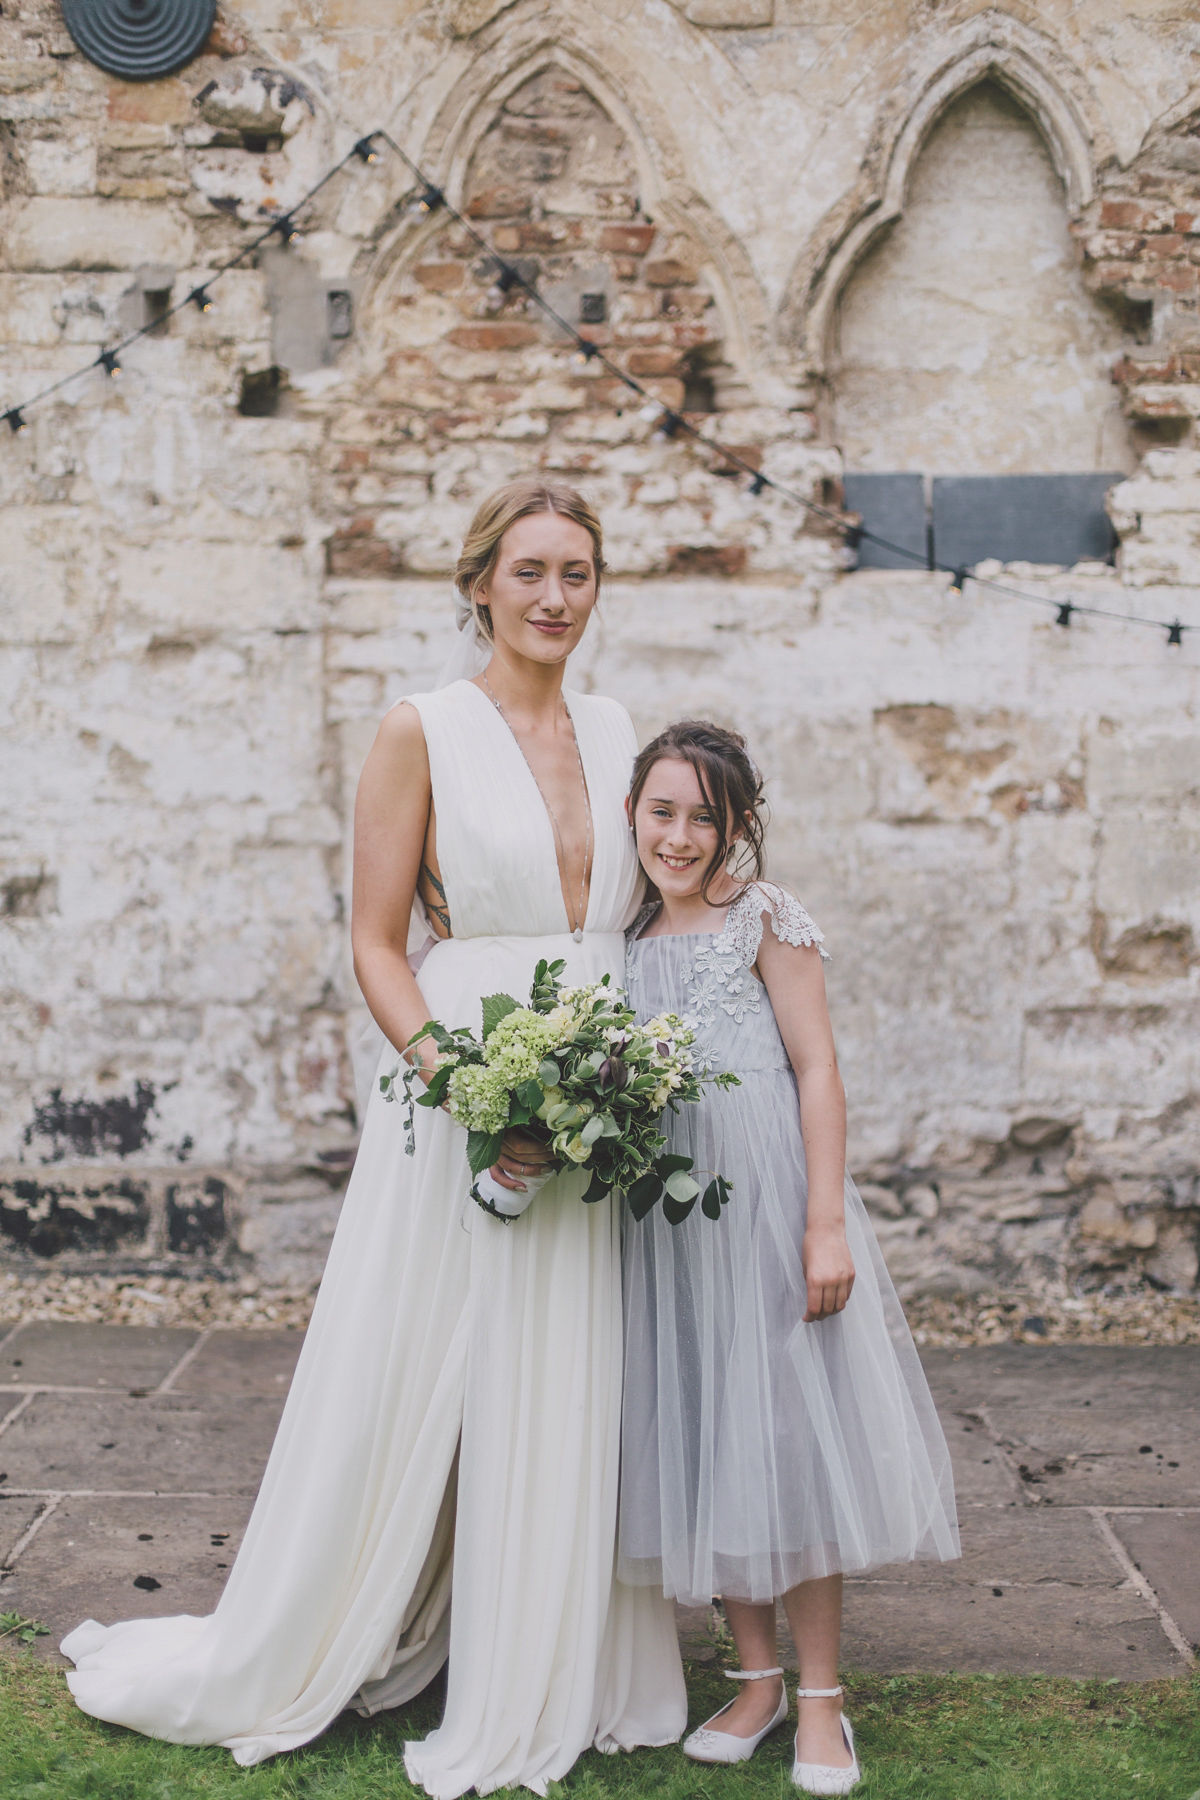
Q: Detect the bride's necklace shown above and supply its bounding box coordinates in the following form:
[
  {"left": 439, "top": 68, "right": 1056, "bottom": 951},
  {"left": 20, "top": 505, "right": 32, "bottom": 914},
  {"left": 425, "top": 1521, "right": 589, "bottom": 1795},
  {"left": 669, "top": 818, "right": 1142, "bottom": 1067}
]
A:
[{"left": 481, "top": 673, "right": 593, "bottom": 942}]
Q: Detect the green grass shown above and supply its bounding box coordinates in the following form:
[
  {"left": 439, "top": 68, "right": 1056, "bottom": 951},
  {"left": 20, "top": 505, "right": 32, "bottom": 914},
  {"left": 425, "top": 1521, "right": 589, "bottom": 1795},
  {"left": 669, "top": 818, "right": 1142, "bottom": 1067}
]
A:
[{"left": 1, "top": 1650, "right": 1198, "bottom": 1799}]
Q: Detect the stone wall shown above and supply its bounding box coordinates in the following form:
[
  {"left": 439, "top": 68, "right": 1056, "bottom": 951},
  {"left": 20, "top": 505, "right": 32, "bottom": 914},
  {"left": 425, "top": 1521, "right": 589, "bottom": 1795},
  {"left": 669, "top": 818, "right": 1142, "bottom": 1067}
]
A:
[{"left": 1, "top": 0, "right": 1198, "bottom": 1299}]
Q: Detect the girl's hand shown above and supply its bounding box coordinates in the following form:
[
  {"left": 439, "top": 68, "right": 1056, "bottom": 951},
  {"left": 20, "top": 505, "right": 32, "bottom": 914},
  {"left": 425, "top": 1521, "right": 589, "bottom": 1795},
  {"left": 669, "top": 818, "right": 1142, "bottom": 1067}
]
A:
[
  {"left": 802, "top": 1223, "right": 855, "bottom": 1322},
  {"left": 490, "top": 1128, "right": 554, "bottom": 1193}
]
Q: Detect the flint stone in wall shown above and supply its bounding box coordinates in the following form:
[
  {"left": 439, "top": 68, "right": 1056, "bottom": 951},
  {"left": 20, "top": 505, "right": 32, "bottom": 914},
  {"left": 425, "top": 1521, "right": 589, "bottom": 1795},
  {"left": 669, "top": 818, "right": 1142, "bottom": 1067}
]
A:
[{"left": 4, "top": 198, "right": 194, "bottom": 272}]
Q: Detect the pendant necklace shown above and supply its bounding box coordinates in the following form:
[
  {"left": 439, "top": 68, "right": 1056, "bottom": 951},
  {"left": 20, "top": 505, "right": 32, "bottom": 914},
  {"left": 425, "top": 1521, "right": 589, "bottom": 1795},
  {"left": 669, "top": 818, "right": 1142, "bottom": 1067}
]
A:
[{"left": 482, "top": 674, "right": 593, "bottom": 942}]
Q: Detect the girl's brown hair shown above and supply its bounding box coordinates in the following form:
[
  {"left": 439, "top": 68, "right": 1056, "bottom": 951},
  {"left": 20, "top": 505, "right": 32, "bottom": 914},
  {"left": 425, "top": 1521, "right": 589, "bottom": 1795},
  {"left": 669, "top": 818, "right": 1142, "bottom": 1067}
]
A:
[
  {"left": 454, "top": 477, "right": 606, "bottom": 642},
  {"left": 628, "top": 719, "right": 767, "bottom": 906}
]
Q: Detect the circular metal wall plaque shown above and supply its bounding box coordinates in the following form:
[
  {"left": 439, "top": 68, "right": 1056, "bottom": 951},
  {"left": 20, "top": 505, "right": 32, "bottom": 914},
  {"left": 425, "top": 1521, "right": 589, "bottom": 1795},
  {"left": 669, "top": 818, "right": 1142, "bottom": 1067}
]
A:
[{"left": 60, "top": 0, "right": 217, "bottom": 82}]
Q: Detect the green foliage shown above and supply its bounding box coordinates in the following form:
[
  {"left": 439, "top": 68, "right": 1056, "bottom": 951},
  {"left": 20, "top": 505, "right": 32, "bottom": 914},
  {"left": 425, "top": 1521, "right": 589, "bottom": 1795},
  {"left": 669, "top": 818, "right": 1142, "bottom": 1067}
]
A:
[
  {"left": 0, "top": 1614, "right": 49, "bottom": 1647},
  {"left": 466, "top": 1129, "right": 505, "bottom": 1178},
  {"left": 387, "top": 960, "right": 737, "bottom": 1225},
  {"left": 2, "top": 1658, "right": 1198, "bottom": 1800},
  {"left": 481, "top": 993, "right": 520, "bottom": 1040}
]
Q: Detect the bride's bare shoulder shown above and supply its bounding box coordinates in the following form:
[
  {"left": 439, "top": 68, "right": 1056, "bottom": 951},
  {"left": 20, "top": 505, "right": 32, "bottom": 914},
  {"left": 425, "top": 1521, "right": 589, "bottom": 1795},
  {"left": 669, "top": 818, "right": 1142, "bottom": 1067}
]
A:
[
  {"left": 360, "top": 701, "right": 431, "bottom": 798},
  {"left": 375, "top": 698, "right": 428, "bottom": 752}
]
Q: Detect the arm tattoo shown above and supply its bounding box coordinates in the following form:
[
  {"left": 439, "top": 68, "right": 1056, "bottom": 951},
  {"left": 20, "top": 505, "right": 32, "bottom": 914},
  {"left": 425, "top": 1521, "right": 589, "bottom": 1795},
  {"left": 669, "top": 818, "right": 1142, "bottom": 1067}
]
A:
[{"left": 421, "top": 862, "right": 451, "bottom": 933}]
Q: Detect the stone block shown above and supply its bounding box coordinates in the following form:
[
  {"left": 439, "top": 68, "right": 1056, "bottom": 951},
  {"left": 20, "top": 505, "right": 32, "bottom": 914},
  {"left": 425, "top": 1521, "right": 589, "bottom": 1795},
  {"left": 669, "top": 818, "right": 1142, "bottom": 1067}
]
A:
[
  {"left": 682, "top": 0, "right": 773, "bottom": 22},
  {"left": 237, "top": 1193, "right": 342, "bottom": 1288},
  {"left": 4, "top": 198, "right": 193, "bottom": 271}
]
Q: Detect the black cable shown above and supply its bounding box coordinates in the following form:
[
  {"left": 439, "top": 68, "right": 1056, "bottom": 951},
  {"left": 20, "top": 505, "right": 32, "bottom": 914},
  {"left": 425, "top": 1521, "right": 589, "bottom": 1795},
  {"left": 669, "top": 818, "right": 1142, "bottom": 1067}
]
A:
[
  {"left": 1, "top": 134, "right": 380, "bottom": 432},
  {"left": 0, "top": 119, "right": 1192, "bottom": 644}
]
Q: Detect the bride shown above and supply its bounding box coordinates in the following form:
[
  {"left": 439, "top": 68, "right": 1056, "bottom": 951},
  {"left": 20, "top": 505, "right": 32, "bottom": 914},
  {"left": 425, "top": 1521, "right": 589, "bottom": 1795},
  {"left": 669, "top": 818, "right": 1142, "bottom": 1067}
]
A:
[{"left": 63, "top": 479, "right": 687, "bottom": 1796}]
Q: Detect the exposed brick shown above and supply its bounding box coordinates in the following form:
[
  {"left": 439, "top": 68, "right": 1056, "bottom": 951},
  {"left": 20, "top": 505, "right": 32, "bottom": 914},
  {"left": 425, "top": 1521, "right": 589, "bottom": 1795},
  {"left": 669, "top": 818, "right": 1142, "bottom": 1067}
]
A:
[
  {"left": 326, "top": 527, "right": 406, "bottom": 578},
  {"left": 1090, "top": 261, "right": 1143, "bottom": 291},
  {"left": 666, "top": 544, "right": 749, "bottom": 577},
  {"left": 626, "top": 347, "right": 684, "bottom": 376},
  {"left": 1101, "top": 197, "right": 1174, "bottom": 230},
  {"left": 447, "top": 322, "right": 540, "bottom": 350},
  {"left": 1139, "top": 234, "right": 1186, "bottom": 259},
  {"left": 710, "top": 443, "right": 763, "bottom": 475},
  {"left": 644, "top": 258, "right": 696, "bottom": 286},
  {"left": 1100, "top": 199, "right": 1154, "bottom": 230},
  {"left": 1175, "top": 212, "right": 1199, "bottom": 234},
  {"left": 520, "top": 220, "right": 583, "bottom": 250},
  {"left": 1154, "top": 264, "right": 1199, "bottom": 293},
  {"left": 415, "top": 263, "right": 465, "bottom": 292},
  {"left": 599, "top": 223, "right": 656, "bottom": 254},
  {"left": 465, "top": 185, "right": 531, "bottom": 218},
  {"left": 1112, "top": 354, "right": 1179, "bottom": 385}
]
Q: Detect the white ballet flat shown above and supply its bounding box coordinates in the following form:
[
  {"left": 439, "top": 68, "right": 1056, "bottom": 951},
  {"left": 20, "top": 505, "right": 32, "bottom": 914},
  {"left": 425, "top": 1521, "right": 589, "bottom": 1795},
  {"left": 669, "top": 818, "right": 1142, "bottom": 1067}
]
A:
[
  {"left": 791, "top": 1685, "right": 861, "bottom": 1794},
  {"left": 683, "top": 1667, "right": 787, "bottom": 1764}
]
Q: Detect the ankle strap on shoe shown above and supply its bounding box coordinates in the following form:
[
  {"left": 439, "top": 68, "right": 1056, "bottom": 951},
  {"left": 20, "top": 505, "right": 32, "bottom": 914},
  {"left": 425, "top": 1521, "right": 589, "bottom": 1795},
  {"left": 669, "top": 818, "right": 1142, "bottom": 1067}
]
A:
[
  {"left": 724, "top": 1667, "right": 785, "bottom": 1681},
  {"left": 796, "top": 1686, "right": 843, "bottom": 1698}
]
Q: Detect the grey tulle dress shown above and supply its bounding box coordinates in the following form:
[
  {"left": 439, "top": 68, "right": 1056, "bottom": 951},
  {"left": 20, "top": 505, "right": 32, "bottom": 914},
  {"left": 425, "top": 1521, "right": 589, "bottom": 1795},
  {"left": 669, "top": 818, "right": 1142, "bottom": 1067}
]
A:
[{"left": 618, "top": 882, "right": 960, "bottom": 1607}]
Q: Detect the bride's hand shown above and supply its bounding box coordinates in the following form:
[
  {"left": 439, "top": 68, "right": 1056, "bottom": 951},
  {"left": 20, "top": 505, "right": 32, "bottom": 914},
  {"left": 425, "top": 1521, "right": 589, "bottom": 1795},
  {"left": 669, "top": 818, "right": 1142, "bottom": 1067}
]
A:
[{"left": 490, "top": 1129, "right": 553, "bottom": 1193}]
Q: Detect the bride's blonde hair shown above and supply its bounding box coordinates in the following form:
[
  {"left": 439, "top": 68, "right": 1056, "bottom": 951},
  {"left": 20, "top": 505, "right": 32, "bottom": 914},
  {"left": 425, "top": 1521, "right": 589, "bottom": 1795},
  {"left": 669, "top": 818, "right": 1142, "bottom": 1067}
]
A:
[{"left": 454, "top": 478, "right": 606, "bottom": 642}]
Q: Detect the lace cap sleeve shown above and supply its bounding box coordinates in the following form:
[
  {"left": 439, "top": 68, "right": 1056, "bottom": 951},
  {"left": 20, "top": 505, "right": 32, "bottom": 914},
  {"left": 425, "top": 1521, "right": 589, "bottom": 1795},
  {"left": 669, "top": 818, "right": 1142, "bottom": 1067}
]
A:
[{"left": 723, "top": 881, "right": 830, "bottom": 967}]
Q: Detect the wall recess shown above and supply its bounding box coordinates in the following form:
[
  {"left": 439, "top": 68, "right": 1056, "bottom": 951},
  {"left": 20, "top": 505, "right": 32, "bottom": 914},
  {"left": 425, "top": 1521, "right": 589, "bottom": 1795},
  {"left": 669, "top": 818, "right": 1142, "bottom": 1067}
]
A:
[{"left": 60, "top": 0, "right": 217, "bottom": 81}]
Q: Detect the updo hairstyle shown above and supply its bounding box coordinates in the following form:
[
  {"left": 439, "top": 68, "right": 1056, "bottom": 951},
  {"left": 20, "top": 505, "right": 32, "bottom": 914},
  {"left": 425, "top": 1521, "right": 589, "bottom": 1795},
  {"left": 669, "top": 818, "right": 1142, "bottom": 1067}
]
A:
[
  {"left": 628, "top": 718, "right": 767, "bottom": 906},
  {"left": 454, "top": 478, "right": 606, "bottom": 642}
]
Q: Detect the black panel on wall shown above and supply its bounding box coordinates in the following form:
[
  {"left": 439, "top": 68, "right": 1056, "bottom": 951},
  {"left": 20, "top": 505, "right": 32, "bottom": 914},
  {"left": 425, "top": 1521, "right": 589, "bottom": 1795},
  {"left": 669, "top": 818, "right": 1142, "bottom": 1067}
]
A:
[
  {"left": 931, "top": 474, "right": 1122, "bottom": 570},
  {"left": 842, "top": 473, "right": 928, "bottom": 570}
]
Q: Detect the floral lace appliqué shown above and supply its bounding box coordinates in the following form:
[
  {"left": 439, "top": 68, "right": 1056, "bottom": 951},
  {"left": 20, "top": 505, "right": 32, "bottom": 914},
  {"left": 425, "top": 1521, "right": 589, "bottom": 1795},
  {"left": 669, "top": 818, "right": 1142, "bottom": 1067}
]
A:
[{"left": 683, "top": 881, "right": 827, "bottom": 1043}]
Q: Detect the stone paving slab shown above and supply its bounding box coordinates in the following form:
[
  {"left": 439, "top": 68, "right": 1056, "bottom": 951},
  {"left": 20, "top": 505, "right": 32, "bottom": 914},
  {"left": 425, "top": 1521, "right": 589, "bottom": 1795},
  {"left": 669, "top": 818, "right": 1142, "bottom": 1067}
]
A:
[
  {"left": 171, "top": 1329, "right": 305, "bottom": 1396},
  {"left": 0, "top": 1393, "right": 283, "bottom": 1495},
  {"left": 922, "top": 1346, "right": 1200, "bottom": 1507},
  {"left": 0, "top": 1330, "right": 1195, "bottom": 1683},
  {"left": 839, "top": 1577, "right": 1181, "bottom": 1679},
  {"left": 1, "top": 1324, "right": 200, "bottom": 1392},
  {"left": 2, "top": 1495, "right": 254, "bottom": 1646},
  {"left": 1110, "top": 1510, "right": 1200, "bottom": 1654}
]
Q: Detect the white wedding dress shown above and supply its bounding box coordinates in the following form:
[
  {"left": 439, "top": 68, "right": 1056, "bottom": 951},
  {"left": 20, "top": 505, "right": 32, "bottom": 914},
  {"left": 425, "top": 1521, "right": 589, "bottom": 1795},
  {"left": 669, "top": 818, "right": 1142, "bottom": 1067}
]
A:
[{"left": 63, "top": 678, "right": 686, "bottom": 1797}]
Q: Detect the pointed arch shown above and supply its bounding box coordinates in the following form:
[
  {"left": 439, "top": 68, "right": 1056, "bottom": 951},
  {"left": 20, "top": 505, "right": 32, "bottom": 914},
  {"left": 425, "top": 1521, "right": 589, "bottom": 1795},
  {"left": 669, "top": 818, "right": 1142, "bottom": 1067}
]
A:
[
  {"left": 356, "top": 30, "right": 770, "bottom": 379},
  {"left": 789, "top": 14, "right": 1101, "bottom": 372}
]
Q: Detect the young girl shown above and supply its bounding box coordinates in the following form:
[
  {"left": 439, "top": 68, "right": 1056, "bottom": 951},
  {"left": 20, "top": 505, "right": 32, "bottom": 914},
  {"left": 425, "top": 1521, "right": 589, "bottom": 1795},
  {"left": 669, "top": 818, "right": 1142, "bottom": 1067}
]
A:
[{"left": 620, "top": 720, "right": 960, "bottom": 1795}]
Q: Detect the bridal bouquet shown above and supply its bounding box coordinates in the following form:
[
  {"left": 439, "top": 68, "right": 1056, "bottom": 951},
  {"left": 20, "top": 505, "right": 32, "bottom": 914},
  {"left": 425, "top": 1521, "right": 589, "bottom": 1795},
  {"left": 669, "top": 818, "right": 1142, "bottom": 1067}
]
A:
[{"left": 381, "top": 958, "right": 738, "bottom": 1223}]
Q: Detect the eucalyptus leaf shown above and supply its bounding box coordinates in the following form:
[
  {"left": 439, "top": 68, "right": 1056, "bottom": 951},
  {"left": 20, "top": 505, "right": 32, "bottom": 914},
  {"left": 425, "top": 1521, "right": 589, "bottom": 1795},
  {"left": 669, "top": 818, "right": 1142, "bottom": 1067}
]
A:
[
  {"left": 701, "top": 1180, "right": 723, "bottom": 1221},
  {"left": 580, "top": 1114, "right": 605, "bottom": 1147},
  {"left": 626, "top": 1173, "right": 662, "bottom": 1221},
  {"left": 654, "top": 1153, "right": 693, "bottom": 1178},
  {"left": 664, "top": 1170, "right": 700, "bottom": 1204},
  {"left": 662, "top": 1191, "right": 698, "bottom": 1225}
]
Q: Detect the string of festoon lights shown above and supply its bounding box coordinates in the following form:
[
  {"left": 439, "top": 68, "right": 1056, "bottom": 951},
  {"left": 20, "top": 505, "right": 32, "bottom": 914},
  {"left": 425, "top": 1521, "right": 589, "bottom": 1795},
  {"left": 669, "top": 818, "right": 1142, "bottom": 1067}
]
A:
[{"left": 1, "top": 124, "right": 1191, "bottom": 647}]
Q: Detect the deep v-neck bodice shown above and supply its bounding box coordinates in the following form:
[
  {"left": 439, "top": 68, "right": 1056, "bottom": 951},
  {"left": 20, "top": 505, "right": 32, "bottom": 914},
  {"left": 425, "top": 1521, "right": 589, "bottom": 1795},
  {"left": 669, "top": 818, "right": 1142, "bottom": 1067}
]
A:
[
  {"left": 406, "top": 679, "right": 642, "bottom": 941},
  {"left": 470, "top": 680, "right": 593, "bottom": 937}
]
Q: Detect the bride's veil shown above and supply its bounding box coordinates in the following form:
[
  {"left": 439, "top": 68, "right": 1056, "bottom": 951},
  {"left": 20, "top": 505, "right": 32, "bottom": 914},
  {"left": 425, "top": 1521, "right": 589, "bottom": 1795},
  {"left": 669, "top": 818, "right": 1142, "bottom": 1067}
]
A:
[{"left": 434, "top": 588, "right": 491, "bottom": 688}]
